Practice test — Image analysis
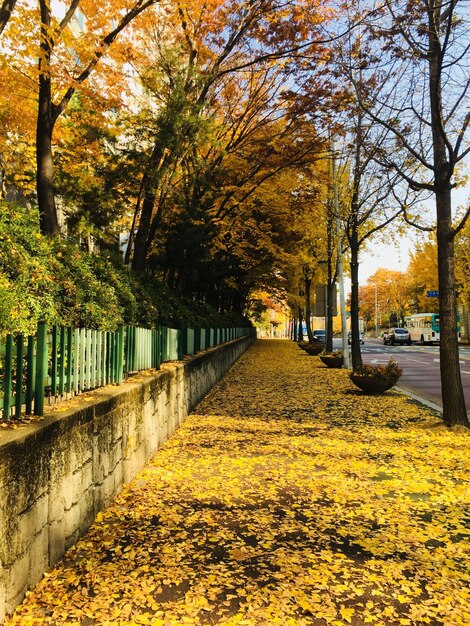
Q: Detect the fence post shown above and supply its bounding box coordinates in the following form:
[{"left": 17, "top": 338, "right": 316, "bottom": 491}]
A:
[
  {"left": 97, "top": 330, "right": 103, "bottom": 385},
  {"left": 15, "top": 335, "right": 24, "bottom": 418},
  {"left": 73, "top": 328, "right": 80, "bottom": 394},
  {"left": 123, "top": 326, "right": 129, "bottom": 376},
  {"left": 111, "top": 331, "right": 117, "bottom": 383},
  {"left": 58, "top": 327, "right": 66, "bottom": 397},
  {"left": 182, "top": 328, "right": 188, "bottom": 357},
  {"left": 128, "top": 326, "right": 135, "bottom": 372},
  {"left": 153, "top": 327, "right": 162, "bottom": 369},
  {"left": 177, "top": 329, "right": 183, "bottom": 360},
  {"left": 161, "top": 326, "right": 168, "bottom": 362},
  {"left": 25, "top": 335, "right": 35, "bottom": 414},
  {"left": 66, "top": 327, "right": 73, "bottom": 395},
  {"left": 116, "top": 325, "right": 124, "bottom": 385},
  {"left": 79, "top": 328, "right": 86, "bottom": 392},
  {"left": 3, "top": 335, "right": 13, "bottom": 420},
  {"left": 34, "top": 322, "right": 48, "bottom": 416},
  {"left": 91, "top": 330, "right": 97, "bottom": 389},
  {"left": 51, "top": 326, "right": 58, "bottom": 397}
]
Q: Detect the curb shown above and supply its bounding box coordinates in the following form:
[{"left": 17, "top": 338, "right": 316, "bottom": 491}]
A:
[{"left": 395, "top": 385, "right": 443, "bottom": 414}]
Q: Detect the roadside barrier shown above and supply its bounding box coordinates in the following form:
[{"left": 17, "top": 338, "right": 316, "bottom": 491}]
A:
[{"left": 0, "top": 323, "right": 255, "bottom": 419}]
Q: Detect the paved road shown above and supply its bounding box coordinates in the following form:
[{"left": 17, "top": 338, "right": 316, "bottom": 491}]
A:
[{"left": 340, "top": 338, "right": 470, "bottom": 411}]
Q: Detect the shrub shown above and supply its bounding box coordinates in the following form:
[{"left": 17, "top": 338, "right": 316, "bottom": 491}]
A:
[
  {"left": 353, "top": 359, "right": 403, "bottom": 381},
  {"left": 0, "top": 204, "right": 58, "bottom": 334},
  {"left": 0, "top": 202, "right": 253, "bottom": 335}
]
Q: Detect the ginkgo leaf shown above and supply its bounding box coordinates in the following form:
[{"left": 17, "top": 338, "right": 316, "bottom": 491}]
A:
[{"left": 4, "top": 340, "right": 470, "bottom": 626}]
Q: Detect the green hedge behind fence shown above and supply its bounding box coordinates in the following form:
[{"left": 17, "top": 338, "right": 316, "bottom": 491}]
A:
[{"left": 0, "top": 323, "right": 255, "bottom": 420}]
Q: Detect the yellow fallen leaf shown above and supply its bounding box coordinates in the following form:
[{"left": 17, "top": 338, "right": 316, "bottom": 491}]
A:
[{"left": 340, "top": 606, "right": 355, "bottom": 623}]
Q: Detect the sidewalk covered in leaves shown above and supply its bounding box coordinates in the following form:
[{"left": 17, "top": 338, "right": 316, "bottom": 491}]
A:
[{"left": 6, "top": 340, "right": 470, "bottom": 626}]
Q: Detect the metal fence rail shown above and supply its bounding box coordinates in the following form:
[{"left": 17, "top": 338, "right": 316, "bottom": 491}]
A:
[{"left": 0, "top": 323, "right": 254, "bottom": 420}]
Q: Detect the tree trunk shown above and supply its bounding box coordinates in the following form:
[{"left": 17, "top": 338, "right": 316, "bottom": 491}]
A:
[
  {"left": 297, "top": 307, "right": 304, "bottom": 342},
  {"left": 305, "top": 275, "right": 314, "bottom": 342},
  {"left": 292, "top": 316, "right": 298, "bottom": 341},
  {"left": 131, "top": 143, "right": 165, "bottom": 272},
  {"left": 326, "top": 279, "right": 335, "bottom": 353},
  {"left": 37, "top": 95, "right": 59, "bottom": 234},
  {"left": 348, "top": 106, "right": 363, "bottom": 370},
  {"left": 436, "top": 186, "right": 468, "bottom": 426},
  {"left": 0, "top": 0, "right": 17, "bottom": 35},
  {"left": 428, "top": 3, "right": 469, "bottom": 427},
  {"left": 131, "top": 194, "right": 153, "bottom": 272},
  {"left": 350, "top": 239, "right": 363, "bottom": 370},
  {"left": 36, "top": 2, "right": 60, "bottom": 235}
]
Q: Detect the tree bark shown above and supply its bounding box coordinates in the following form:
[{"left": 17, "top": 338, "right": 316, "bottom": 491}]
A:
[
  {"left": 35, "top": 0, "right": 159, "bottom": 236},
  {"left": 436, "top": 186, "right": 468, "bottom": 426},
  {"left": 349, "top": 238, "right": 363, "bottom": 370},
  {"left": 297, "top": 307, "right": 304, "bottom": 342},
  {"left": 131, "top": 142, "right": 166, "bottom": 272},
  {"left": 348, "top": 104, "right": 364, "bottom": 370},
  {"left": 36, "top": 1, "right": 60, "bottom": 235},
  {"left": 304, "top": 275, "right": 314, "bottom": 342},
  {"left": 292, "top": 315, "right": 298, "bottom": 341},
  {"left": 36, "top": 119, "right": 59, "bottom": 235},
  {"left": 0, "top": 0, "right": 17, "bottom": 35},
  {"left": 428, "top": 2, "right": 469, "bottom": 427}
]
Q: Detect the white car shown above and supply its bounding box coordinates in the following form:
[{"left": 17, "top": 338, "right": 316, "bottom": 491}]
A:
[{"left": 383, "top": 328, "right": 411, "bottom": 345}]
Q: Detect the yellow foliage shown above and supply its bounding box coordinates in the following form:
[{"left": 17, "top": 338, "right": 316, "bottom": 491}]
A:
[{"left": 4, "top": 340, "right": 470, "bottom": 626}]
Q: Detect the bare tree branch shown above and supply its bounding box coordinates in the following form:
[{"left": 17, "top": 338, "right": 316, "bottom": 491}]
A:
[{"left": 59, "top": 0, "right": 80, "bottom": 34}]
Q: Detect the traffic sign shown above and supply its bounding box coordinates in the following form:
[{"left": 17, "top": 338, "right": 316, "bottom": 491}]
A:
[{"left": 427, "top": 290, "right": 439, "bottom": 297}]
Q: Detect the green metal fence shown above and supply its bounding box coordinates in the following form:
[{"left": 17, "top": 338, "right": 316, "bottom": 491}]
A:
[{"left": 0, "top": 323, "right": 255, "bottom": 420}]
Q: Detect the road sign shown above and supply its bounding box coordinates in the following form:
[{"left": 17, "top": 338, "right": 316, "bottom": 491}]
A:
[{"left": 427, "top": 290, "right": 439, "bottom": 297}]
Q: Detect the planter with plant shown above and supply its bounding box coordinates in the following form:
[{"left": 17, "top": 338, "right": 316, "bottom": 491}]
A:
[
  {"left": 349, "top": 359, "right": 402, "bottom": 393},
  {"left": 320, "top": 351, "right": 344, "bottom": 368},
  {"left": 304, "top": 342, "right": 325, "bottom": 355}
]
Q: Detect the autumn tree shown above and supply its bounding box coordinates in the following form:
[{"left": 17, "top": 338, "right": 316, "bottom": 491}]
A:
[
  {"left": 53, "top": 93, "right": 139, "bottom": 249},
  {"left": 347, "top": 0, "right": 470, "bottom": 427},
  {"left": 359, "top": 244, "right": 442, "bottom": 329},
  {"left": 127, "top": 0, "right": 333, "bottom": 273},
  {"left": 330, "top": 124, "right": 402, "bottom": 368},
  {"left": 405, "top": 240, "right": 440, "bottom": 315},
  {"left": 1, "top": 0, "right": 163, "bottom": 234},
  {"left": 360, "top": 268, "right": 410, "bottom": 328},
  {"left": 125, "top": 67, "right": 330, "bottom": 306}
]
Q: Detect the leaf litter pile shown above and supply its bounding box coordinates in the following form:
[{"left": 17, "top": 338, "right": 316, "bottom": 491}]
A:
[{"left": 6, "top": 340, "right": 470, "bottom": 626}]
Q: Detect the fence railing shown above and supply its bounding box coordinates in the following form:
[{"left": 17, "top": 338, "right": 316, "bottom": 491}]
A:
[{"left": 0, "top": 323, "right": 255, "bottom": 420}]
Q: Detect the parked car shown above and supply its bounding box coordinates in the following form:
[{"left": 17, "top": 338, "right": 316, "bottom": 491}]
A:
[
  {"left": 312, "top": 329, "right": 326, "bottom": 342},
  {"left": 383, "top": 328, "right": 411, "bottom": 345},
  {"left": 348, "top": 330, "right": 364, "bottom": 345}
]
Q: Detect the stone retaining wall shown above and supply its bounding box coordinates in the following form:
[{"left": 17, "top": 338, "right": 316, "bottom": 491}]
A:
[{"left": 0, "top": 335, "right": 255, "bottom": 622}]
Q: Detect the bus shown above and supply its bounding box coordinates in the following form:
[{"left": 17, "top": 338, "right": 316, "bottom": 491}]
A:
[{"left": 404, "top": 313, "right": 461, "bottom": 344}]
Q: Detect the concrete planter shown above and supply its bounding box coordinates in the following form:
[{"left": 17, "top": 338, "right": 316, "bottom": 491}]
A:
[
  {"left": 349, "top": 373, "right": 399, "bottom": 393},
  {"left": 320, "top": 354, "right": 343, "bottom": 368},
  {"left": 303, "top": 343, "right": 325, "bottom": 355}
]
